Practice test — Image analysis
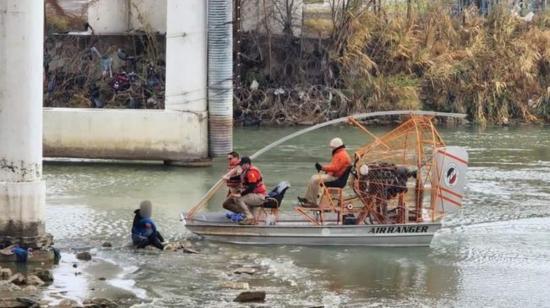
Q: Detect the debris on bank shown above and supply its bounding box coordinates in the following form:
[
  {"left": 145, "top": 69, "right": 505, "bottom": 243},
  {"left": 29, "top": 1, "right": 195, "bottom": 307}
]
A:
[
  {"left": 222, "top": 281, "right": 250, "bottom": 290},
  {"left": 162, "top": 241, "right": 200, "bottom": 254}
]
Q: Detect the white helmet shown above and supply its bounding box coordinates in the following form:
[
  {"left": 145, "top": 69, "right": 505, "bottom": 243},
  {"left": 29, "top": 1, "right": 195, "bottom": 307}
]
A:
[
  {"left": 359, "top": 164, "right": 369, "bottom": 175},
  {"left": 329, "top": 137, "right": 344, "bottom": 149}
]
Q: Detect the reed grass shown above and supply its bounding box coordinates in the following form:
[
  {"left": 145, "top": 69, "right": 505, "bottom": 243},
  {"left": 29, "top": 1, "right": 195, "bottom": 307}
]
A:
[{"left": 334, "top": 2, "right": 550, "bottom": 123}]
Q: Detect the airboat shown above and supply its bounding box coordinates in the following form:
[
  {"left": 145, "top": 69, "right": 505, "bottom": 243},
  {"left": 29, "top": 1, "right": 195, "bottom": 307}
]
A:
[{"left": 183, "top": 111, "right": 468, "bottom": 247}]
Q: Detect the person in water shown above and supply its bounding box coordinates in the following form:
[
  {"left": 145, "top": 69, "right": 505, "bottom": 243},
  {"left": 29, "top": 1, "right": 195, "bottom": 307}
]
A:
[
  {"left": 222, "top": 157, "right": 267, "bottom": 225},
  {"left": 299, "top": 137, "right": 352, "bottom": 205},
  {"left": 132, "top": 200, "right": 165, "bottom": 250}
]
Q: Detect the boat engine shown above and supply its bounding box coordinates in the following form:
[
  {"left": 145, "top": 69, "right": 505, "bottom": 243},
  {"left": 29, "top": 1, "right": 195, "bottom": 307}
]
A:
[{"left": 357, "top": 162, "right": 417, "bottom": 200}]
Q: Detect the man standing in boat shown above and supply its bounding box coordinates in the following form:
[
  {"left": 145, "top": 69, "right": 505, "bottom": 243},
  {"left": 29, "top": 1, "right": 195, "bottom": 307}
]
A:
[
  {"left": 222, "top": 157, "right": 267, "bottom": 225},
  {"left": 299, "top": 137, "right": 352, "bottom": 206}
]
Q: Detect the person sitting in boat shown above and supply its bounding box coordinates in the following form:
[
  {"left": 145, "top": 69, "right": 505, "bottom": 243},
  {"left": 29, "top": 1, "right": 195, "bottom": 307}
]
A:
[
  {"left": 226, "top": 151, "right": 242, "bottom": 196},
  {"left": 298, "top": 137, "right": 352, "bottom": 206},
  {"left": 222, "top": 157, "right": 267, "bottom": 225},
  {"left": 131, "top": 200, "right": 166, "bottom": 250}
]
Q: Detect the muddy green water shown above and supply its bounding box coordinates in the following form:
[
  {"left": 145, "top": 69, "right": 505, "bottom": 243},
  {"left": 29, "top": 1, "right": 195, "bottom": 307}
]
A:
[{"left": 43, "top": 125, "right": 550, "bottom": 307}]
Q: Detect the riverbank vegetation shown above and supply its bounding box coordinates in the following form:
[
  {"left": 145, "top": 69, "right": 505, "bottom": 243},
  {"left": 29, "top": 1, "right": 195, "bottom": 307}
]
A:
[
  {"left": 44, "top": 0, "right": 550, "bottom": 124},
  {"left": 236, "top": 0, "right": 550, "bottom": 125},
  {"left": 44, "top": 1, "right": 166, "bottom": 109}
]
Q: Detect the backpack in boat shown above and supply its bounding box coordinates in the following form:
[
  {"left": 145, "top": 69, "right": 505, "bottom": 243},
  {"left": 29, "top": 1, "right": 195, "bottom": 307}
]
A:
[{"left": 262, "top": 181, "right": 290, "bottom": 208}]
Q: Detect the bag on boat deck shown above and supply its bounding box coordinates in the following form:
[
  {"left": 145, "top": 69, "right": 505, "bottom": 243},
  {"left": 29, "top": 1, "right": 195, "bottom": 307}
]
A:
[
  {"left": 225, "top": 212, "right": 246, "bottom": 222},
  {"left": 264, "top": 181, "right": 291, "bottom": 208},
  {"left": 343, "top": 214, "right": 357, "bottom": 225}
]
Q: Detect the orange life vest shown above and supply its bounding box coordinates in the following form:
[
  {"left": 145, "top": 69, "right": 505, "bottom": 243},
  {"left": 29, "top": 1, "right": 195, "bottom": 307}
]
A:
[
  {"left": 241, "top": 165, "right": 267, "bottom": 195},
  {"left": 322, "top": 146, "right": 352, "bottom": 177}
]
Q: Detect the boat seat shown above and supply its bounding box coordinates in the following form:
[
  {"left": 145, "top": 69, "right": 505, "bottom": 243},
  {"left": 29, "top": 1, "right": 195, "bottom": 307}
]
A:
[
  {"left": 295, "top": 166, "right": 354, "bottom": 225},
  {"left": 324, "top": 166, "right": 353, "bottom": 188}
]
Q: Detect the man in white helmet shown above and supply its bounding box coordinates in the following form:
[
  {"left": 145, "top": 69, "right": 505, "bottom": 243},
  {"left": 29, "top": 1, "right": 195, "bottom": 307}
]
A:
[{"left": 299, "top": 137, "right": 352, "bottom": 206}]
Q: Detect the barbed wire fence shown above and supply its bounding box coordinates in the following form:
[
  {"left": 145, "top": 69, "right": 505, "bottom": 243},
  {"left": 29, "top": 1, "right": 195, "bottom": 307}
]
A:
[
  {"left": 234, "top": 85, "right": 352, "bottom": 125},
  {"left": 233, "top": 0, "right": 366, "bottom": 125}
]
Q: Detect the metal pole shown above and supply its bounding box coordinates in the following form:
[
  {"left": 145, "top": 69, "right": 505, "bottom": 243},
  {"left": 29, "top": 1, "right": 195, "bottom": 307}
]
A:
[
  {"left": 208, "top": 0, "right": 234, "bottom": 156},
  {"left": 234, "top": 0, "right": 242, "bottom": 91}
]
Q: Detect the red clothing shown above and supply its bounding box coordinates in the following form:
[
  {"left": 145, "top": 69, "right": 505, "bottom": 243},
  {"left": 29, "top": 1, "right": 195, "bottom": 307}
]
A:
[
  {"left": 241, "top": 165, "right": 267, "bottom": 195},
  {"left": 322, "top": 147, "right": 352, "bottom": 177}
]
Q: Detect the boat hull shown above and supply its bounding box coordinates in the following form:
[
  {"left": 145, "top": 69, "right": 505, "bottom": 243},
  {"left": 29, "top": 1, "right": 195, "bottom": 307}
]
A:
[{"left": 185, "top": 213, "right": 441, "bottom": 247}]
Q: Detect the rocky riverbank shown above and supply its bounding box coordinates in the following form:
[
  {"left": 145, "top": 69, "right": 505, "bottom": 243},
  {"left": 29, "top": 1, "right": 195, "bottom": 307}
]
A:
[
  {"left": 0, "top": 240, "right": 272, "bottom": 307},
  {"left": 0, "top": 249, "right": 143, "bottom": 308}
]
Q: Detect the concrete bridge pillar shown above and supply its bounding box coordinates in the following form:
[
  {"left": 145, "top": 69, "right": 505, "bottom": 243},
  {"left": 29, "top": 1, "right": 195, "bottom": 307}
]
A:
[
  {"left": 0, "top": 1, "right": 52, "bottom": 249},
  {"left": 165, "top": 0, "right": 234, "bottom": 158},
  {"left": 165, "top": 0, "right": 208, "bottom": 113}
]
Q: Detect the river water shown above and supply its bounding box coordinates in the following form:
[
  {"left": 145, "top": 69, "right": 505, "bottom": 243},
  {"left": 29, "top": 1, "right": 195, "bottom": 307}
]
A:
[{"left": 43, "top": 124, "right": 550, "bottom": 307}]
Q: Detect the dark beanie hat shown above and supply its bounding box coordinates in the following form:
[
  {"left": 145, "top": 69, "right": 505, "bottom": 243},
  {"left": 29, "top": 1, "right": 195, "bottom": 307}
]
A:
[{"left": 239, "top": 157, "right": 252, "bottom": 166}]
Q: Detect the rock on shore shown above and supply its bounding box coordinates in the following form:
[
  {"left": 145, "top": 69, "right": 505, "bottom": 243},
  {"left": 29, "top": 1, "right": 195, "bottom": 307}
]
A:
[
  {"left": 234, "top": 291, "right": 266, "bottom": 303},
  {"left": 34, "top": 270, "right": 54, "bottom": 283},
  {"left": 76, "top": 251, "right": 92, "bottom": 261}
]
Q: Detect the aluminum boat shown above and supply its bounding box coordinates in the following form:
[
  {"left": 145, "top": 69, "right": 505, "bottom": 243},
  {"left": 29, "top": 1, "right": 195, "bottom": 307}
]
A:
[{"left": 184, "top": 111, "right": 468, "bottom": 247}]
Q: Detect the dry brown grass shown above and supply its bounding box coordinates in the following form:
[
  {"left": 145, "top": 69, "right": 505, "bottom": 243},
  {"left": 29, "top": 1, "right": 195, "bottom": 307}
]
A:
[
  {"left": 239, "top": 1, "right": 550, "bottom": 124},
  {"left": 335, "top": 3, "right": 550, "bottom": 123}
]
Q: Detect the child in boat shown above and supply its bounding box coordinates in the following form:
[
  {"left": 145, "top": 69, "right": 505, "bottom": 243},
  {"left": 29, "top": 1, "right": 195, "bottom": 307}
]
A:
[{"left": 131, "top": 200, "right": 166, "bottom": 250}]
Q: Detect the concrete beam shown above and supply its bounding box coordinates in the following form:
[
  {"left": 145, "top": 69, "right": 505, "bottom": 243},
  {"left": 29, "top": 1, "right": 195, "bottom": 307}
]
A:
[
  {"left": 43, "top": 108, "right": 208, "bottom": 161},
  {"left": 87, "top": 0, "right": 168, "bottom": 34},
  {"left": 130, "top": 0, "right": 167, "bottom": 34},
  {"left": 87, "top": 0, "right": 130, "bottom": 34}
]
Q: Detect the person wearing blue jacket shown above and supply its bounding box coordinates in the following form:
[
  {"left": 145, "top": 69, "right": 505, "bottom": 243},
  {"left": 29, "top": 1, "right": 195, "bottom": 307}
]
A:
[{"left": 131, "top": 200, "right": 165, "bottom": 250}]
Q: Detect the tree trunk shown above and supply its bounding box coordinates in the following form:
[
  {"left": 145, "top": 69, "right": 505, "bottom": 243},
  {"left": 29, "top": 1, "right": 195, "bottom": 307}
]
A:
[{"left": 262, "top": 0, "right": 273, "bottom": 77}]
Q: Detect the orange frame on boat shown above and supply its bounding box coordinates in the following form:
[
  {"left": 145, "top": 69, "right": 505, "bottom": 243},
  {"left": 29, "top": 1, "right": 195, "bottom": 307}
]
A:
[{"left": 296, "top": 115, "right": 450, "bottom": 225}]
